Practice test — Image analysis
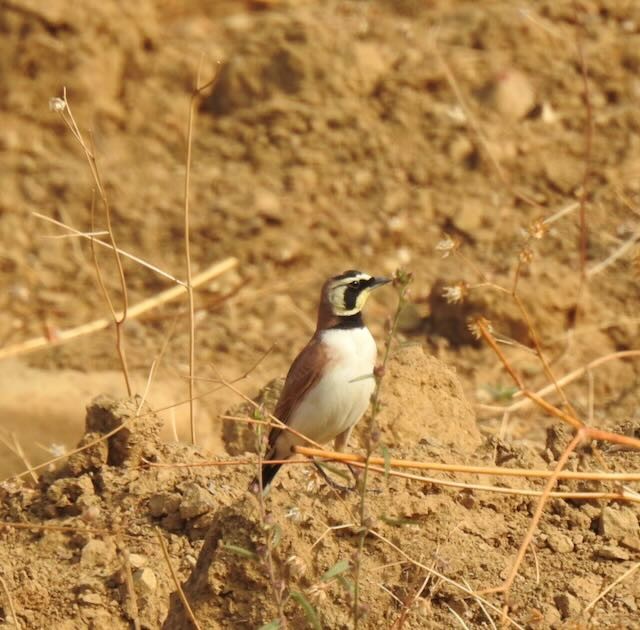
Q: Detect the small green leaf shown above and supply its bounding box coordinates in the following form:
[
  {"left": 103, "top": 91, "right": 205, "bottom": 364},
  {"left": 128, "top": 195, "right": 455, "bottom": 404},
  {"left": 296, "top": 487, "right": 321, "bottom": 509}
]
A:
[
  {"left": 221, "top": 543, "right": 257, "bottom": 560},
  {"left": 290, "top": 590, "right": 322, "bottom": 629},
  {"left": 381, "top": 445, "right": 391, "bottom": 486},
  {"left": 258, "top": 621, "right": 280, "bottom": 630},
  {"left": 270, "top": 523, "right": 282, "bottom": 549},
  {"left": 321, "top": 559, "right": 350, "bottom": 582},
  {"left": 337, "top": 575, "right": 355, "bottom": 597}
]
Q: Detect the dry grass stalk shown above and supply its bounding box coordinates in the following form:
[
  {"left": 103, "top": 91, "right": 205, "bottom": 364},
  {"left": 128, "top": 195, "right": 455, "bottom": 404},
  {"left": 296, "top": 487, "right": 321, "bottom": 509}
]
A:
[
  {"left": 0, "top": 575, "right": 20, "bottom": 630},
  {"left": 294, "top": 445, "right": 640, "bottom": 482},
  {"left": 0, "top": 430, "right": 37, "bottom": 483},
  {"left": 117, "top": 537, "right": 142, "bottom": 630},
  {"left": 369, "top": 530, "right": 524, "bottom": 630},
  {"left": 33, "top": 211, "right": 186, "bottom": 286},
  {"left": 478, "top": 349, "right": 640, "bottom": 416},
  {"left": 55, "top": 89, "right": 132, "bottom": 394},
  {"left": 155, "top": 528, "right": 202, "bottom": 630},
  {"left": 474, "top": 318, "right": 640, "bottom": 608},
  {"left": 584, "top": 561, "right": 640, "bottom": 613},
  {"left": 354, "top": 271, "right": 411, "bottom": 629},
  {"left": 0, "top": 257, "right": 237, "bottom": 361}
]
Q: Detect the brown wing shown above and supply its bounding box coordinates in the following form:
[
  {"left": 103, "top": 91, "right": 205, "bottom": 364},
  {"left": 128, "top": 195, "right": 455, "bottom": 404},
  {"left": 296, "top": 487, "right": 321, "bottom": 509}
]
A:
[{"left": 268, "top": 336, "right": 328, "bottom": 449}]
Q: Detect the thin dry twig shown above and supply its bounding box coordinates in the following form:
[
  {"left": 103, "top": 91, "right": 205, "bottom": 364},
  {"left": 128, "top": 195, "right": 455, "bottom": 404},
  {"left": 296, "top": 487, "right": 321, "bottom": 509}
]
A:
[
  {"left": 294, "top": 445, "right": 640, "bottom": 482},
  {"left": 156, "top": 528, "right": 202, "bottom": 630},
  {"left": 118, "top": 537, "right": 142, "bottom": 630},
  {"left": 0, "top": 430, "right": 38, "bottom": 483},
  {"left": 183, "top": 65, "right": 222, "bottom": 445},
  {"left": 354, "top": 271, "right": 411, "bottom": 629},
  {"left": 55, "top": 88, "right": 132, "bottom": 394},
  {"left": 0, "top": 257, "right": 237, "bottom": 361},
  {"left": 33, "top": 212, "right": 186, "bottom": 286},
  {"left": 369, "top": 530, "right": 524, "bottom": 630},
  {"left": 0, "top": 575, "right": 20, "bottom": 630},
  {"left": 584, "top": 561, "right": 640, "bottom": 613}
]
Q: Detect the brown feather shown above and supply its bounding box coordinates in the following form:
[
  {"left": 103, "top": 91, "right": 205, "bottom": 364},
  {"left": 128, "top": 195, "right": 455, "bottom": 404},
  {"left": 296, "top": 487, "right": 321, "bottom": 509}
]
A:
[{"left": 267, "top": 335, "right": 329, "bottom": 450}]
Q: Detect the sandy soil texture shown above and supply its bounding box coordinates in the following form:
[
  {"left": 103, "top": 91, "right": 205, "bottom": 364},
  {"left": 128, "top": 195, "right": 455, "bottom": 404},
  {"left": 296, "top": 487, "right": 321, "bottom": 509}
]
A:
[{"left": 1, "top": 1, "right": 639, "bottom": 628}]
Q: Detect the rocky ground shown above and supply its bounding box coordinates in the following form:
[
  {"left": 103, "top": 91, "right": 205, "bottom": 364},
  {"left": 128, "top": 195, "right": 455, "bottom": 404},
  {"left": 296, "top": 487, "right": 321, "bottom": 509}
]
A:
[{"left": 1, "top": 0, "right": 639, "bottom": 628}]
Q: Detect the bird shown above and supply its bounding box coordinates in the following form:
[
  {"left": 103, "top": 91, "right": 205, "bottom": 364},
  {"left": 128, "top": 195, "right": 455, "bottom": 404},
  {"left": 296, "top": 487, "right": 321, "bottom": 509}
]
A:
[{"left": 252, "top": 270, "right": 390, "bottom": 494}]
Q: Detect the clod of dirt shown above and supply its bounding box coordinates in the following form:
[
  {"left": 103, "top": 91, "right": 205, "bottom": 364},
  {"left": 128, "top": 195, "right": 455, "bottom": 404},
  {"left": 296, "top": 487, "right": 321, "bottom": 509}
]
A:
[
  {"left": 547, "top": 531, "right": 574, "bottom": 554},
  {"left": 596, "top": 545, "right": 631, "bottom": 561},
  {"left": 372, "top": 345, "right": 481, "bottom": 454},
  {"left": 492, "top": 68, "right": 537, "bottom": 121},
  {"left": 80, "top": 539, "right": 115, "bottom": 567},
  {"left": 43, "top": 473, "right": 102, "bottom": 520},
  {"left": 222, "top": 377, "right": 283, "bottom": 455},
  {"left": 554, "top": 592, "right": 582, "bottom": 620},
  {"left": 597, "top": 506, "right": 639, "bottom": 540},
  {"left": 163, "top": 502, "right": 271, "bottom": 629},
  {"left": 67, "top": 395, "right": 163, "bottom": 471},
  {"left": 179, "top": 483, "right": 216, "bottom": 519}
]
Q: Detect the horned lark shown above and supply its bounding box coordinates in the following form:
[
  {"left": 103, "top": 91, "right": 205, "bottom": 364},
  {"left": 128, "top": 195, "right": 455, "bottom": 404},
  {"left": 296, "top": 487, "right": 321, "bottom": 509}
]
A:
[{"left": 252, "top": 270, "right": 390, "bottom": 494}]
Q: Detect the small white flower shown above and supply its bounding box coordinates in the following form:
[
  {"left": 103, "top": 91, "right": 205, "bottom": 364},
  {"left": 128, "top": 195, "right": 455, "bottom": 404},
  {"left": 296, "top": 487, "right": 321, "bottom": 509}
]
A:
[
  {"left": 285, "top": 506, "right": 301, "bottom": 521},
  {"left": 435, "top": 234, "right": 456, "bottom": 258},
  {"left": 442, "top": 285, "right": 463, "bottom": 304},
  {"left": 49, "top": 97, "right": 66, "bottom": 112},
  {"left": 48, "top": 443, "right": 67, "bottom": 456},
  {"left": 467, "top": 316, "right": 493, "bottom": 340}
]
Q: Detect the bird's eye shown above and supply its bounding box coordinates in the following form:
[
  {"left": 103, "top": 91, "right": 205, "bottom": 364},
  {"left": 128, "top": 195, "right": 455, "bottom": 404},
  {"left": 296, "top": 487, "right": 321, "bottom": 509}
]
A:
[{"left": 349, "top": 280, "right": 360, "bottom": 288}]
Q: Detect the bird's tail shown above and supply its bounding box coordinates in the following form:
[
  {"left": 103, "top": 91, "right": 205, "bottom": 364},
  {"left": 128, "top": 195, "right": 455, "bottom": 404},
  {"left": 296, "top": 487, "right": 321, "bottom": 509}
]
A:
[{"left": 249, "top": 459, "right": 282, "bottom": 496}]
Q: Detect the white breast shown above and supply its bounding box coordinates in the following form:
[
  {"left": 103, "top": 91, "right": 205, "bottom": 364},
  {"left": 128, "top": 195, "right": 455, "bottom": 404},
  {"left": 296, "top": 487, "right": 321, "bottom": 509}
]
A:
[{"left": 280, "top": 327, "right": 377, "bottom": 451}]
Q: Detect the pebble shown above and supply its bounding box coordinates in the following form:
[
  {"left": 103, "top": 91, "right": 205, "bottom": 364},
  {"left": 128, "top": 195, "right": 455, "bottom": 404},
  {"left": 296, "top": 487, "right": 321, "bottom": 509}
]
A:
[
  {"left": 78, "top": 592, "right": 103, "bottom": 606},
  {"left": 598, "top": 506, "right": 639, "bottom": 540},
  {"left": 149, "top": 492, "right": 181, "bottom": 517},
  {"left": 494, "top": 69, "right": 536, "bottom": 120},
  {"left": 596, "top": 545, "right": 630, "bottom": 561},
  {"left": 554, "top": 592, "right": 581, "bottom": 619},
  {"left": 253, "top": 187, "right": 281, "bottom": 222},
  {"left": 128, "top": 553, "right": 146, "bottom": 569},
  {"left": 133, "top": 567, "right": 157, "bottom": 594},
  {"left": 620, "top": 535, "right": 640, "bottom": 552},
  {"left": 179, "top": 484, "right": 216, "bottom": 519},
  {"left": 80, "top": 539, "right": 115, "bottom": 567},
  {"left": 547, "top": 532, "right": 574, "bottom": 554},
  {"left": 454, "top": 197, "right": 484, "bottom": 233}
]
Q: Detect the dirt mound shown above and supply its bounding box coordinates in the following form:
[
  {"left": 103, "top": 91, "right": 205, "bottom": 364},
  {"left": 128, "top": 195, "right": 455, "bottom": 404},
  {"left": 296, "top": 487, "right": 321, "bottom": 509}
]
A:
[{"left": 1, "top": 365, "right": 638, "bottom": 628}]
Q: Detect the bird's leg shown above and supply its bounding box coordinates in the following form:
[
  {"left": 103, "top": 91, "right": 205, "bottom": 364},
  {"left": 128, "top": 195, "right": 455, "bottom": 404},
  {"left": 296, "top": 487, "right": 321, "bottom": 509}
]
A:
[
  {"left": 313, "top": 460, "right": 354, "bottom": 493},
  {"left": 333, "top": 427, "right": 362, "bottom": 490}
]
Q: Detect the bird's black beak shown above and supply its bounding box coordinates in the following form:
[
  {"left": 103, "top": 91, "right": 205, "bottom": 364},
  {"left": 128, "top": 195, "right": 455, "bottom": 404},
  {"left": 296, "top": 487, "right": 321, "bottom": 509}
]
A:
[{"left": 371, "top": 276, "right": 391, "bottom": 289}]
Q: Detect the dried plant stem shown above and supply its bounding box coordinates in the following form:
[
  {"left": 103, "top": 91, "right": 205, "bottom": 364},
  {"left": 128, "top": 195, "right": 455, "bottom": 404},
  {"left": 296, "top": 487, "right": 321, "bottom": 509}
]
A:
[
  {"left": 294, "top": 446, "right": 640, "bottom": 482},
  {"left": 480, "top": 349, "right": 640, "bottom": 415},
  {"left": 183, "top": 67, "right": 219, "bottom": 445},
  {"left": 587, "top": 227, "right": 640, "bottom": 277},
  {"left": 475, "top": 317, "right": 640, "bottom": 605},
  {"left": 354, "top": 272, "right": 411, "bottom": 629},
  {"left": 0, "top": 430, "right": 37, "bottom": 483},
  {"left": 574, "top": 4, "right": 593, "bottom": 282},
  {"left": 143, "top": 454, "right": 640, "bottom": 503},
  {"left": 0, "top": 575, "right": 19, "bottom": 630},
  {"left": 156, "top": 528, "right": 202, "bottom": 630},
  {"left": 56, "top": 89, "right": 132, "bottom": 394},
  {"left": 584, "top": 561, "right": 640, "bottom": 613},
  {"left": 0, "top": 257, "right": 237, "bottom": 361},
  {"left": 33, "top": 212, "right": 186, "bottom": 285},
  {"left": 369, "top": 530, "right": 524, "bottom": 630},
  {"left": 481, "top": 429, "right": 585, "bottom": 602},
  {"left": 117, "top": 537, "right": 141, "bottom": 630}
]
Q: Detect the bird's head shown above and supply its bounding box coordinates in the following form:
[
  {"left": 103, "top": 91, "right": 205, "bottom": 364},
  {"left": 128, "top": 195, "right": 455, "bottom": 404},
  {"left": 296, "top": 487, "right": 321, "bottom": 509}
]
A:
[{"left": 323, "top": 270, "right": 391, "bottom": 317}]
